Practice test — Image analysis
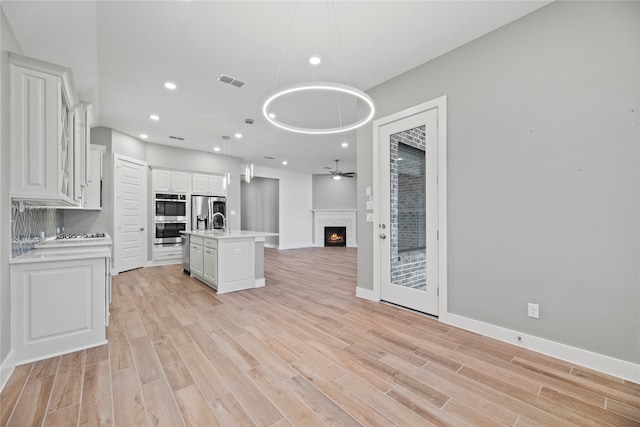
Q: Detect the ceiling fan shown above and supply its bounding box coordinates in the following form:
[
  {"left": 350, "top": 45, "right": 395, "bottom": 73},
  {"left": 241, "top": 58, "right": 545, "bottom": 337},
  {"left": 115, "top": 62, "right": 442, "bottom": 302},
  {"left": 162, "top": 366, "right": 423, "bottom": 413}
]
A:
[{"left": 324, "top": 160, "right": 356, "bottom": 180}]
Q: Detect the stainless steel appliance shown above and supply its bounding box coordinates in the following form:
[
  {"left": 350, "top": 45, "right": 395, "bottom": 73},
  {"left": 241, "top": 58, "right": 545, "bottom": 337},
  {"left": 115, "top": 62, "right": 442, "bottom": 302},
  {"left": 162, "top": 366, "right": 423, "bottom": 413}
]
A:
[
  {"left": 154, "top": 222, "right": 187, "bottom": 245},
  {"left": 154, "top": 193, "right": 188, "bottom": 245},
  {"left": 191, "top": 195, "right": 226, "bottom": 230},
  {"left": 181, "top": 234, "right": 190, "bottom": 273},
  {"left": 154, "top": 193, "right": 187, "bottom": 221}
]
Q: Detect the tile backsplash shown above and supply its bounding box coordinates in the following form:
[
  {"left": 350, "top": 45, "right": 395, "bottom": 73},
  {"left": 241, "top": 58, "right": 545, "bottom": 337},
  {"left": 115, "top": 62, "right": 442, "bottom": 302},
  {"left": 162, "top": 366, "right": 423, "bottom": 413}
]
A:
[{"left": 11, "top": 201, "right": 63, "bottom": 257}]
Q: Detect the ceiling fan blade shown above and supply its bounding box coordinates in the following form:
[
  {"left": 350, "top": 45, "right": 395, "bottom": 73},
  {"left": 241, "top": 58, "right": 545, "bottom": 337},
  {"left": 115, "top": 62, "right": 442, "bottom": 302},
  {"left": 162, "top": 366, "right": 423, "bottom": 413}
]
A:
[{"left": 343, "top": 172, "right": 356, "bottom": 176}]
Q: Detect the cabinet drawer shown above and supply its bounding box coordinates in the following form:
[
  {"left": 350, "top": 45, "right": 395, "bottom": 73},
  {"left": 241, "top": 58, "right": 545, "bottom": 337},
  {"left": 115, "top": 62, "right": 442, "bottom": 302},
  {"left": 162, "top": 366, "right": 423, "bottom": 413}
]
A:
[
  {"left": 190, "top": 235, "right": 204, "bottom": 245},
  {"left": 154, "top": 251, "right": 181, "bottom": 261},
  {"left": 204, "top": 238, "right": 218, "bottom": 249}
]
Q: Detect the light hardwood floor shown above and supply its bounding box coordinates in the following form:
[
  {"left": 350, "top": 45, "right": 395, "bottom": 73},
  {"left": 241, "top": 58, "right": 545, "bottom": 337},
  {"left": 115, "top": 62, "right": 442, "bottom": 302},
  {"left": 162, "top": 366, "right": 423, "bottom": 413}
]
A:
[{"left": 2, "top": 247, "right": 639, "bottom": 426}]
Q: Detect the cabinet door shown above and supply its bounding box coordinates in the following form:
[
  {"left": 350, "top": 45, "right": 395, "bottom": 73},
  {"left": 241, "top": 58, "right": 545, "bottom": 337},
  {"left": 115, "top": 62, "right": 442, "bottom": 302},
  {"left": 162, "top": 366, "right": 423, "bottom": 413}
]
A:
[
  {"left": 210, "top": 176, "right": 226, "bottom": 196},
  {"left": 192, "top": 173, "right": 210, "bottom": 194},
  {"left": 190, "top": 243, "right": 203, "bottom": 277},
  {"left": 203, "top": 248, "right": 218, "bottom": 287},
  {"left": 171, "top": 171, "right": 189, "bottom": 193},
  {"left": 11, "top": 66, "right": 61, "bottom": 198},
  {"left": 153, "top": 169, "right": 172, "bottom": 192},
  {"left": 83, "top": 147, "right": 103, "bottom": 210},
  {"left": 11, "top": 258, "right": 106, "bottom": 364}
]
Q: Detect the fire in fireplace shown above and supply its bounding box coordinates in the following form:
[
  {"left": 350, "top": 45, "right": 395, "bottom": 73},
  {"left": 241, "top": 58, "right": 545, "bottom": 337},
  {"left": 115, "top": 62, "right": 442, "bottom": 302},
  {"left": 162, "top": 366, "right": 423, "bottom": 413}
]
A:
[{"left": 324, "top": 226, "right": 347, "bottom": 247}]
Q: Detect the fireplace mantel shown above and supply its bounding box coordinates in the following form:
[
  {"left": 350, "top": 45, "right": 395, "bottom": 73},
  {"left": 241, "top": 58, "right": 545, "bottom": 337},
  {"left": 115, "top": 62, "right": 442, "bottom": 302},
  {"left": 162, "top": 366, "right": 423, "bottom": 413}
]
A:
[{"left": 312, "top": 209, "right": 357, "bottom": 247}]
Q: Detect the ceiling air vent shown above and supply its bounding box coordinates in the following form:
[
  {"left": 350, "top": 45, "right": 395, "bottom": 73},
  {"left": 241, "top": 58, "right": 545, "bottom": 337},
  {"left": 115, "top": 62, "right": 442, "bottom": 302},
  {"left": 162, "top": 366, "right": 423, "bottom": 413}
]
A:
[
  {"left": 218, "top": 74, "right": 245, "bottom": 88},
  {"left": 169, "top": 136, "right": 185, "bottom": 141}
]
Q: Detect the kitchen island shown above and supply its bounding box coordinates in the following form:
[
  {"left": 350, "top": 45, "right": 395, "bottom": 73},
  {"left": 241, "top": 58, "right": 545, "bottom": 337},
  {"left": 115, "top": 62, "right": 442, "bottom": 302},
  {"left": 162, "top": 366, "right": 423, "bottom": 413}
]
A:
[{"left": 182, "top": 230, "right": 278, "bottom": 294}]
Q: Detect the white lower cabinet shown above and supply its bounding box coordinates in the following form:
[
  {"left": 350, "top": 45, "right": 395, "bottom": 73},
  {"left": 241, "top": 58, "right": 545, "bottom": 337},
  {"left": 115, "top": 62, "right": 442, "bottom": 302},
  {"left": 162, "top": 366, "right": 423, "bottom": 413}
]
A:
[
  {"left": 11, "top": 257, "right": 107, "bottom": 364},
  {"left": 189, "top": 241, "right": 204, "bottom": 279},
  {"left": 203, "top": 247, "right": 218, "bottom": 289}
]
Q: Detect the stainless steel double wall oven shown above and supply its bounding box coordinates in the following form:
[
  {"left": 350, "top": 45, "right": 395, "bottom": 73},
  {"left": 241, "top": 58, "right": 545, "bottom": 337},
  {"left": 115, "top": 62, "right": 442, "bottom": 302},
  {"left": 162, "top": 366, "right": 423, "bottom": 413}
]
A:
[{"left": 154, "top": 193, "right": 187, "bottom": 245}]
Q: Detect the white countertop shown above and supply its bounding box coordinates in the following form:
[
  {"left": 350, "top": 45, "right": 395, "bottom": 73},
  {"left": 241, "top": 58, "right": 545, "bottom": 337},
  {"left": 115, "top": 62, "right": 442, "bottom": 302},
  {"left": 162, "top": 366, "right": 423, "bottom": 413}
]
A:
[
  {"left": 10, "top": 246, "right": 111, "bottom": 264},
  {"left": 182, "top": 230, "right": 278, "bottom": 240},
  {"left": 11, "top": 234, "right": 112, "bottom": 264},
  {"left": 35, "top": 234, "right": 113, "bottom": 249}
]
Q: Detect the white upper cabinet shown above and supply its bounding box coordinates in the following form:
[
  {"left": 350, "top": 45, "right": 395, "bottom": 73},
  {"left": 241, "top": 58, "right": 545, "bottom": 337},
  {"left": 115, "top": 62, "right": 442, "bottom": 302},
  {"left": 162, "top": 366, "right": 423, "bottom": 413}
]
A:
[
  {"left": 192, "top": 173, "right": 225, "bottom": 196},
  {"left": 152, "top": 169, "right": 189, "bottom": 193},
  {"left": 10, "top": 52, "right": 80, "bottom": 206},
  {"left": 83, "top": 145, "right": 104, "bottom": 210}
]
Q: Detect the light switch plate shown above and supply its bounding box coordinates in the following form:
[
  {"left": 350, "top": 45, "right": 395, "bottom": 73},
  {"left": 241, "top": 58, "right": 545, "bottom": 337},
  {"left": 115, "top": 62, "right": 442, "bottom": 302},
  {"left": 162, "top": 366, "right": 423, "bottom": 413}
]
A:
[
  {"left": 366, "top": 187, "right": 372, "bottom": 196},
  {"left": 366, "top": 200, "right": 373, "bottom": 210},
  {"left": 366, "top": 213, "right": 373, "bottom": 222}
]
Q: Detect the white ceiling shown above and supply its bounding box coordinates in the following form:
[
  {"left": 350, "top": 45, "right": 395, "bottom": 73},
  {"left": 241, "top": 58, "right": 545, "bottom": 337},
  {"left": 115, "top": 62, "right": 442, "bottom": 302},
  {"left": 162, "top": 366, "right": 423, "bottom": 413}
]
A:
[{"left": 2, "top": 1, "right": 549, "bottom": 175}]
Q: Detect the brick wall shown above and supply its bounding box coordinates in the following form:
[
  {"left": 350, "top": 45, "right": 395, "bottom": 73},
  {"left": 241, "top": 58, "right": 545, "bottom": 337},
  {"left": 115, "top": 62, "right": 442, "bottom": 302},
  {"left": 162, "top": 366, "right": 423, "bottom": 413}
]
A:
[{"left": 389, "top": 125, "right": 427, "bottom": 290}]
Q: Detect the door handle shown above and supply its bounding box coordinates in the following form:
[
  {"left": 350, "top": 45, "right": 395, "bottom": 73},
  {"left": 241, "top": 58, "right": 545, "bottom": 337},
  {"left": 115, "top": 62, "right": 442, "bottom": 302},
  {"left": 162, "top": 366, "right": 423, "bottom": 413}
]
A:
[
  {"left": 140, "top": 228, "right": 145, "bottom": 231},
  {"left": 380, "top": 234, "right": 387, "bottom": 239}
]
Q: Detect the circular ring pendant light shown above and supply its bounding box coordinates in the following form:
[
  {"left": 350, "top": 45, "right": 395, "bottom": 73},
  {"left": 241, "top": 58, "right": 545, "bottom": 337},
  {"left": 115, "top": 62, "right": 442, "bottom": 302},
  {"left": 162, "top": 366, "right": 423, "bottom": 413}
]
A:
[{"left": 262, "top": 82, "right": 375, "bottom": 135}]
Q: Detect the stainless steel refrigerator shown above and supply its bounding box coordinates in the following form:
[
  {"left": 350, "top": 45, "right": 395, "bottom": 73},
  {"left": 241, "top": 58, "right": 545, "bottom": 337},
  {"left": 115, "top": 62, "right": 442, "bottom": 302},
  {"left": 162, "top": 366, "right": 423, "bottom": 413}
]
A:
[{"left": 191, "top": 195, "right": 226, "bottom": 230}]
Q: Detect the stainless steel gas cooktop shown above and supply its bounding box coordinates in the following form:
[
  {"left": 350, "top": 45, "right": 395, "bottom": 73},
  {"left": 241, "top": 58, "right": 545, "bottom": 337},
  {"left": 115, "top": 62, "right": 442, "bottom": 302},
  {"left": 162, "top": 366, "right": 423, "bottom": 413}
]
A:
[{"left": 55, "top": 233, "right": 106, "bottom": 240}]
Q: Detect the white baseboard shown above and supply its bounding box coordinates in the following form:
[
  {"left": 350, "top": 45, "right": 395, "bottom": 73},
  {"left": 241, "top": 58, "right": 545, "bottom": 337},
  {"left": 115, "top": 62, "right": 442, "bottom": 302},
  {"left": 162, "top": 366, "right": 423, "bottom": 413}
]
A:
[
  {"left": 355, "top": 286, "right": 378, "bottom": 301},
  {"left": 254, "top": 278, "right": 265, "bottom": 287},
  {"left": 264, "top": 244, "right": 278, "bottom": 249},
  {"left": 277, "top": 242, "right": 314, "bottom": 250},
  {"left": 440, "top": 312, "right": 640, "bottom": 383},
  {"left": 354, "top": 291, "right": 639, "bottom": 382},
  {"left": 1, "top": 350, "right": 15, "bottom": 392}
]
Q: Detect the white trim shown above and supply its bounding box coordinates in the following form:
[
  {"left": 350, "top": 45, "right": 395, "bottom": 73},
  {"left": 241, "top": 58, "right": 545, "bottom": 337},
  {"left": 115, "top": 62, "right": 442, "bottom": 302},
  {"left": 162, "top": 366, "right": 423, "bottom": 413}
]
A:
[
  {"left": 372, "top": 96, "right": 448, "bottom": 315},
  {"left": 264, "top": 243, "right": 278, "bottom": 249},
  {"left": 355, "top": 286, "right": 378, "bottom": 301},
  {"left": 254, "top": 278, "right": 266, "bottom": 287},
  {"left": 0, "top": 351, "right": 15, "bottom": 392},
  {"left": 439, "top": 312, "right": 640, "bottom": 383},
  {"left": 277, "top": 242, "right": 314, "bottom": 250}
]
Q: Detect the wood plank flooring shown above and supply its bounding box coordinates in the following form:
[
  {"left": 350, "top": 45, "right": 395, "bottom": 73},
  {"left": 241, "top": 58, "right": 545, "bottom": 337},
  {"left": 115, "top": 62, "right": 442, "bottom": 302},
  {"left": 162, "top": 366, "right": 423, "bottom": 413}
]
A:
[{"left": 2, "top": 247, "right": 639, "bottom": 426}]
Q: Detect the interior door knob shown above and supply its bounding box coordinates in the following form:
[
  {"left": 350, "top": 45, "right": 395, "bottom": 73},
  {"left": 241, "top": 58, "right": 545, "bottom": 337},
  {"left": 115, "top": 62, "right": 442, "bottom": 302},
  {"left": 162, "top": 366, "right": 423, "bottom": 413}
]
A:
[
  {"left": 380, "top": 234, "right": 387, "bottom": 239},
  {"left": 140, "top": 227, "right": 145, "bottom": 231}
]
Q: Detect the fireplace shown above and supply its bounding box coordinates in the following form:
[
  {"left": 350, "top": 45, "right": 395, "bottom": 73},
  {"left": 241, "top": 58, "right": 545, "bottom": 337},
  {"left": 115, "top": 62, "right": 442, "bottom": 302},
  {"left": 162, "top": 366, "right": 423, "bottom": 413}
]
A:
[{"left": 324, "top": 226, "right": 347, "bottom": 247}]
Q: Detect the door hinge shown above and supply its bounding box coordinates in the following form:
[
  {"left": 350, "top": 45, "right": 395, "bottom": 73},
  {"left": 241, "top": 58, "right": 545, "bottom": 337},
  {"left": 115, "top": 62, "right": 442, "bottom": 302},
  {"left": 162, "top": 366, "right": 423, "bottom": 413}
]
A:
[
  {"left": 437, "top": 230, "right": 439, "bottom": 240},
  {"left": 437, "top": 287, "right": 439, "bottom": 296}
]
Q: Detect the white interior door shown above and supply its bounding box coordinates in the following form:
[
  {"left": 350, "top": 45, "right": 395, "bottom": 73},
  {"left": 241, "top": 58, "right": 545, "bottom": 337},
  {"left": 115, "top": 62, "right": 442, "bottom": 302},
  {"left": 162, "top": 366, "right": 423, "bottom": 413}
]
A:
[
  {"left": 114, "top": 154, "right": 147, "bottom": 273},
  {"left": 378, "top": 108, "right": 439, "bottom": 315}
]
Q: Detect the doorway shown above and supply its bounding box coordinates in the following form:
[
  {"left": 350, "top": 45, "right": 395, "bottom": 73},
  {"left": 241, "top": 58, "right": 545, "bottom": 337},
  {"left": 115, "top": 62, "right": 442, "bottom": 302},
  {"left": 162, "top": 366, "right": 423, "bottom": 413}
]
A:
[{"left": 373, "top": 97, "right": 447, "bottom": 316}]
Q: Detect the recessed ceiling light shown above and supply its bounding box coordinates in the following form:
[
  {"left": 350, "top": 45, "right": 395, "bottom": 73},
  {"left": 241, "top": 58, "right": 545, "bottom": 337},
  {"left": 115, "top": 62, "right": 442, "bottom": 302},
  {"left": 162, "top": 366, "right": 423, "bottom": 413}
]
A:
[
  {"left": 282, "top": 161, "right": 288, "bottom": 165},
  {"left": 341, "top": 142, "right": 348, "bottom": 148},
  {"left": 213, "top": 147, "right": 221, "bottom": 152},
  {"left": 150, "top": 114, "right": 159, "bottom": 121},
  {"left": 164, "top": 82, "right": 177, "bottom": 90},
  {"left": 309, "top": 55, "right": 322, "bottom": 66},
  {"left": 234, "top": 133, "right": 243, "bottom": 139},
  {"left": 140, "top": 134, "right": 148, "bottom": 139}
]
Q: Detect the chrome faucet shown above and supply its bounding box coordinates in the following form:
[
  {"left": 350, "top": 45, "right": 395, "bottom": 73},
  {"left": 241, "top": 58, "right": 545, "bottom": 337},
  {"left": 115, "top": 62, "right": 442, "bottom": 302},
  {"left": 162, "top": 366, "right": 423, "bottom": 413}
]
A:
[{"left": 211, "top": 212, "right": 226, "bottom": 231}]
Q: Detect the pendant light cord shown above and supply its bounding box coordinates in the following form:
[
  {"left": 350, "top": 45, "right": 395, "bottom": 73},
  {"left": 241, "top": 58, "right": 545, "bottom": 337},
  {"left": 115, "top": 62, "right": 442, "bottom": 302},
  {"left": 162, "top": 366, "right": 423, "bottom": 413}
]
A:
[{"left": 273, "top": 1, "right": 300, "bottom": 91}]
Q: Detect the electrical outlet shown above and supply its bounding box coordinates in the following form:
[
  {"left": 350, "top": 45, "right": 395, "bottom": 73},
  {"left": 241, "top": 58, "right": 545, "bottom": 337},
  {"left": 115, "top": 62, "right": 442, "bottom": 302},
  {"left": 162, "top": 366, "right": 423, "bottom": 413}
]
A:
[{"left": 527, "top": 303, "right": 540, "bottom": 319}]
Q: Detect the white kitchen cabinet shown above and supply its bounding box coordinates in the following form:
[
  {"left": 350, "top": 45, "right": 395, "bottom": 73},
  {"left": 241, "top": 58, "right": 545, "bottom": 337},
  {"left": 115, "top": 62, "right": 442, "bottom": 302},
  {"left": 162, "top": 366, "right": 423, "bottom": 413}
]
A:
[
  {"left": 210, "top": 175, "right": 225, "bottom": 195},
  {"left": 11, "top": 257, "right": 108, "bottom": 364},
  {"left": 192, "top": 173, "right": 225, "bottom": 196},
  {"left": 190, "top": 240, "right": 204, "bottom": 279},
  {"left": 152, "top": 244, "right": 183, "bottom": 264},
  {"left": 9, "top": 52, "right": 80, "bottom": 206},
  {"left": 83, "top": 145, "right": 104, "bottom": 210},
  {"left": 203, "top": 247, "right": 218, "bottom": 288},
  {"left": 153, "top": 169, "right": 189, "bottom": 193}
]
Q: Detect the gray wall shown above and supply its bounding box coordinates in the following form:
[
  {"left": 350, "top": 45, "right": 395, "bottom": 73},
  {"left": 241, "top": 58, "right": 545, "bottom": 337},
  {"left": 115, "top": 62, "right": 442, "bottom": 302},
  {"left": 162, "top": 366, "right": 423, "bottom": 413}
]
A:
[
  {"left": 0, "top": 5, "right": 21, "bottom": 368},
  {"left": 357, "top": 1, "right": 640, "bottom": 363},
  {"left": 241, "top": 177, "right": 279, "bottom": 246},
  {"left": 312, "top": 174, "right": 357, "bottom": 210}
]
